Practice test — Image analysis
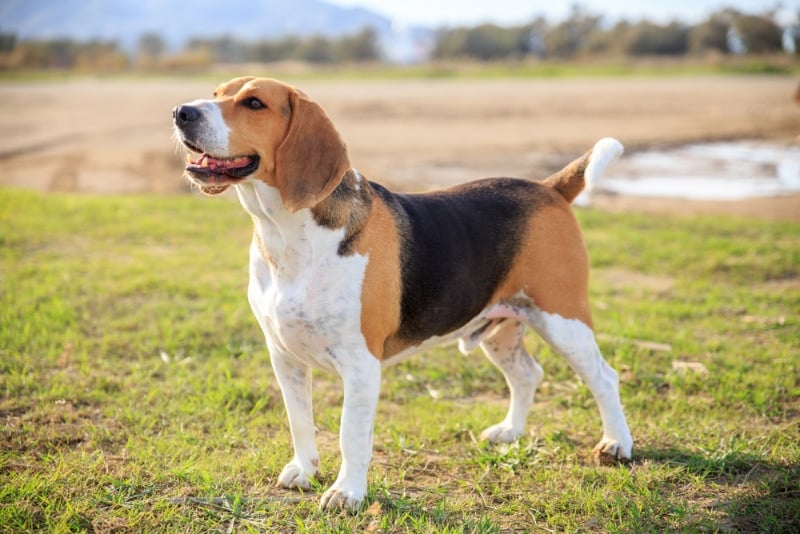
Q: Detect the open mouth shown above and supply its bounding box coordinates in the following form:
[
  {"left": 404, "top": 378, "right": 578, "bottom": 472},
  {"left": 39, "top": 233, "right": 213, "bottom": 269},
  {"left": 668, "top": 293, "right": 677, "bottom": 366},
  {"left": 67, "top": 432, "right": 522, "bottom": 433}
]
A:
[{"left": 182, "top": 142, "right": 260, "bottom": 194}]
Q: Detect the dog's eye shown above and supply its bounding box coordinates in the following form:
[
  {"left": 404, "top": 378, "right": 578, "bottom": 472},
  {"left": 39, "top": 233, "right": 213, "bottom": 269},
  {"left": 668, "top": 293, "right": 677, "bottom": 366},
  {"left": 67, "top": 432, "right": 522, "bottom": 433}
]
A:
[{"left": 244, "top": 97, "right": 265, "bottom": 110}]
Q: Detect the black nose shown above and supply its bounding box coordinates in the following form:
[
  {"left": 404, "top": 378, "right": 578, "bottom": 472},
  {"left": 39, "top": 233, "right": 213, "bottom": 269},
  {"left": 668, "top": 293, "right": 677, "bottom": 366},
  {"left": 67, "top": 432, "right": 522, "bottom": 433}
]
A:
[{"left": 174, "top": 105, "right": 200, "bottom": 126}]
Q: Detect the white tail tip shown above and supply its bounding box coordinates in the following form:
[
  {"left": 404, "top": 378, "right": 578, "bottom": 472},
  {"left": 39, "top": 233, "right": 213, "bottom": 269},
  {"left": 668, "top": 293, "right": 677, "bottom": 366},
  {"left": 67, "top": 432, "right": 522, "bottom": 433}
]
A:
[{"left": 575, "top": 137, "right": 624, "bottom": 207}]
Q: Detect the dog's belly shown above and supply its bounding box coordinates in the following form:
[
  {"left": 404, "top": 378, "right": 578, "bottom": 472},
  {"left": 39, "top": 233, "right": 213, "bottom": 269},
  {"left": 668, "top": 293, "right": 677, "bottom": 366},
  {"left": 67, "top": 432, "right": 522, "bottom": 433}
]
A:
[
  {"left": 383, "top": 312, "right": 517, "bottom": 367},
  {"left": 382, "top": 318, "right": 482, "bottom": 366}
]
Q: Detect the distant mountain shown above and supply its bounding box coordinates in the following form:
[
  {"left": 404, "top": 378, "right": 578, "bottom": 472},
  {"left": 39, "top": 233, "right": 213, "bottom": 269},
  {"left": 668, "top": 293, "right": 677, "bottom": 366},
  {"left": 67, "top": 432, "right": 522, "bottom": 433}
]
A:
[{"left": 0, "top": 0, "right": 397, "bottom": 51}]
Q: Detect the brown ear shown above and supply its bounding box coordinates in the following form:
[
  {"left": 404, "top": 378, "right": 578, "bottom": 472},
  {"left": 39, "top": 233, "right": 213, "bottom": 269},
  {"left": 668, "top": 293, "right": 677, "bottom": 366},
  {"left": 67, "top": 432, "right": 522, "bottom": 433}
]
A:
[{"left": 274, "top": 90, "right": 350, "bottom": 212}]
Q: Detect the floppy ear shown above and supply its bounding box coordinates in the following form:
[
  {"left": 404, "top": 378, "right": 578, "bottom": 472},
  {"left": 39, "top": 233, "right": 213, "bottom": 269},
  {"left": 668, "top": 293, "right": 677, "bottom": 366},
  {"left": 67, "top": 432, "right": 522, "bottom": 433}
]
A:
[{"left": 274, "top": 90, "right": 350, "bottom": 212}]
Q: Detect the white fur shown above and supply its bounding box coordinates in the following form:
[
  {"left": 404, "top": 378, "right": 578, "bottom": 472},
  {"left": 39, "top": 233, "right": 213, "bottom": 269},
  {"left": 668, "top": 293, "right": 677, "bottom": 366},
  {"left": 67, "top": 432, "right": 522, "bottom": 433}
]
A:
[
  {"left": 181, "top": 99, "right": 231, "bottom": 156},
  {"left": 175, "top": 97, "right": 382, "bottom": 510},
  {"left": 574, "top": 137, "right": 624, "bottom": 207},
  {"left": 236, "top": 179, "right": 379, "bottom": 510},
  {"left": 238, "top": 181, "right": 368, "bottom": 370},
  {"left": 478, "top": 321, "right": 544, "bottom": 443},
  {"left": 481, "top": 295, "right": 633, "bottom": 459}
]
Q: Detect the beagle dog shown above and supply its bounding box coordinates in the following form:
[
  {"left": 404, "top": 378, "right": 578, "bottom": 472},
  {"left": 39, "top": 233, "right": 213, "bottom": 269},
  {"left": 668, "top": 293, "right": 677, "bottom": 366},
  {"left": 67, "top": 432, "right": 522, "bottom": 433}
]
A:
[{"left": 173, "top": 77, "right": 633, "bottom": 511}]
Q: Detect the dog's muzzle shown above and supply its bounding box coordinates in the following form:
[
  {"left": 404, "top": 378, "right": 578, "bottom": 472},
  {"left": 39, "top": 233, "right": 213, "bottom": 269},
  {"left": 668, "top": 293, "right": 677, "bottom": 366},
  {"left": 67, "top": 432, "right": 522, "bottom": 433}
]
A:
[{"left": 172, "top": 104, "right": 260, "bottom": 184}]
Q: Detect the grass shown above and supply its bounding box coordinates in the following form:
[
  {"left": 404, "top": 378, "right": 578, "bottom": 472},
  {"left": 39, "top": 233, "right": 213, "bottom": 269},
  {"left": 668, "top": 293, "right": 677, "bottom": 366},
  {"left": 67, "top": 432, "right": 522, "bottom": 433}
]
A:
[
  {"left": 1, "top": 55, "right": 799, "bottom": 83},
  {"left": 1, "top": 187, "right": 798, "bottom": 532}
]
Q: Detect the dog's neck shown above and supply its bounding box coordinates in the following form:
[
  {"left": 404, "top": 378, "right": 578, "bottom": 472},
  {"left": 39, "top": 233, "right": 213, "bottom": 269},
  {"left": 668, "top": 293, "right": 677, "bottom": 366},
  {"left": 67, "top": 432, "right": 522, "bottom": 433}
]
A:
[
  {"left": 235, "top": 169, "right": 373, "bottom": 274},
  {"left": 310, "top": 169, "right": 373, "bottom": 256}
]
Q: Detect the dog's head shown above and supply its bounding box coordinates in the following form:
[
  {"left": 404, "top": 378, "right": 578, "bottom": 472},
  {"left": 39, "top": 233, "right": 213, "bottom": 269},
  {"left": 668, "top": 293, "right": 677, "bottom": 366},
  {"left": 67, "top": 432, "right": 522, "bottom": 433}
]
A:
[{"left": 173, "top": 77, "right": 350, "bottom": 212}]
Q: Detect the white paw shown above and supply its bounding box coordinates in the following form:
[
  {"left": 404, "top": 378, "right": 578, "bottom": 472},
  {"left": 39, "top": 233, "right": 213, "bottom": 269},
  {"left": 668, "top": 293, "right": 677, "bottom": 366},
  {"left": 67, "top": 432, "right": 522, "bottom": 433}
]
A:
[
  {"left": 480, "top": 422, "right": 523, "bottom": 444},
  {"left": 277, "top": 458, "right": 318, "bottom": 489},
  {"left": 592, "top": 436, "right": 633, "bottom": 465},
  {"left": 319, "top": 481, "right": 366, "bottom": 511}
]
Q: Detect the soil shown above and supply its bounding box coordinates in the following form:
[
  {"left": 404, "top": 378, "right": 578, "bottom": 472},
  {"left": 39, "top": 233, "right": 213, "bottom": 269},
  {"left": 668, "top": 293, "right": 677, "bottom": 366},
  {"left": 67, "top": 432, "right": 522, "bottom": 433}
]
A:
[{"left": 1, "top": 75, "right": 798, "bottom": 220}]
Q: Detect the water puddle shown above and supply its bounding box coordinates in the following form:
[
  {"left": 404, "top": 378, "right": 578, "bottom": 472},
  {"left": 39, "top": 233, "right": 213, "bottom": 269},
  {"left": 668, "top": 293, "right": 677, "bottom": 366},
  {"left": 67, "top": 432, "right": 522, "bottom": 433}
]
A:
[{"left": 593, "top": 141, "right": 800, "bottom": 201}]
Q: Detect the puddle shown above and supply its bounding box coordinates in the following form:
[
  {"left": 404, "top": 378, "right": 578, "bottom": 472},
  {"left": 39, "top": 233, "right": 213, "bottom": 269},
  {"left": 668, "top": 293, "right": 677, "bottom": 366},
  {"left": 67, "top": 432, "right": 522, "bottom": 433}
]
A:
[{"left": 590, "top": 141, "right": 800, "bottom": 201}]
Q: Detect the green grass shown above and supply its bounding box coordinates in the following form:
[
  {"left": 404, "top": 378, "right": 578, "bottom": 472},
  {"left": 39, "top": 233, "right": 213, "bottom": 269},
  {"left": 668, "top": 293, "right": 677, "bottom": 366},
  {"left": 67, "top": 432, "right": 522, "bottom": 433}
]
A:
[
  {"left": 1, "top": 187, "right": 798, "bottom": 533},
  {"left": 2, "top": 56, "right": 798, "bottom": 83}
]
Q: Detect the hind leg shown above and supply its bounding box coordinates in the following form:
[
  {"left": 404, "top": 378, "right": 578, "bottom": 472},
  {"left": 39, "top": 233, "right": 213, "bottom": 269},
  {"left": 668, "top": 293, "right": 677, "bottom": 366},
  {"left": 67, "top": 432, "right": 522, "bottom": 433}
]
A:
[
  {"left": 526, "top": 307, "right": 633, "bottom": 463},
  {"left": 479, "top": 320, "right": 544, "bottom": 443}
]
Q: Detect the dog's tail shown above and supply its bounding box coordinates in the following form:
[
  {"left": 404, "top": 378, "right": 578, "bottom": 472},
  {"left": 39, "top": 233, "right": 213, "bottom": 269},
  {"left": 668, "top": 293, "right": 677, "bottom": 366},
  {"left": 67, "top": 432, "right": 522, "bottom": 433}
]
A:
[{"left": 542, "top": 137, "right": 623, "bottom": 204}]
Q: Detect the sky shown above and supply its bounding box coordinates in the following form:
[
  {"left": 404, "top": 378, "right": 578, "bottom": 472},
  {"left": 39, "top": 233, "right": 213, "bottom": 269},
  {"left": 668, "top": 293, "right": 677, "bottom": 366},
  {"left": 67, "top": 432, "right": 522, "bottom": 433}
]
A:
[{"left": 330, "top": 0, "right": 798, "bottom": 27}]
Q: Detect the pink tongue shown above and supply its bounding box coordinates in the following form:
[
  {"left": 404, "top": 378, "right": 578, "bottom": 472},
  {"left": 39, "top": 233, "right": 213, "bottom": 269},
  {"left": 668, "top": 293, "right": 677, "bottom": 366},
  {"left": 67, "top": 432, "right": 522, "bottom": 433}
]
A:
[{"left": 199, "top": 154, "right": 251, "bottom": 170}]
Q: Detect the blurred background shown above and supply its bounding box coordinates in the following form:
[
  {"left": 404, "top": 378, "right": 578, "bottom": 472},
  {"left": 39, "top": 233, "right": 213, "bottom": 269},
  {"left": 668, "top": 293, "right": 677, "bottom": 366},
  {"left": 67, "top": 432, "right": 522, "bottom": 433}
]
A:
[{"left": 1, "top": 0, "right": 798, "bottom": 218}]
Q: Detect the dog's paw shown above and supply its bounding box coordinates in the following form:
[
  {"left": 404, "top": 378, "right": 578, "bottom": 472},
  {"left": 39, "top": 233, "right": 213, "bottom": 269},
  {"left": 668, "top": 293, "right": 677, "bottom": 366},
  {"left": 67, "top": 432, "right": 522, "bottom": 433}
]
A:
[
  {"left": 277, "top": 458, "right": 318, "bottom": 490},
  {"left": 319, "top": 481, "right": 366, "bottom": 512},
  {"left": 480, "top": 422, "right": 523, "bottom": 444},
  {"left": 591, "top": 436, "right": 633, "bottom": 466}
]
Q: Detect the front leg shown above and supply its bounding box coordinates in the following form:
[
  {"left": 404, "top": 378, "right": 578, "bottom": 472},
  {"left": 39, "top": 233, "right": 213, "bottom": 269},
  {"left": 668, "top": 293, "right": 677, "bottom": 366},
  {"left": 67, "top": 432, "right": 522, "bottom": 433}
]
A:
[
  {"left": 320, "top": 355, "right": 382, "bottom": 511},
  {"left": 270, "top": 348, "right": 320, "bottom": 490}
]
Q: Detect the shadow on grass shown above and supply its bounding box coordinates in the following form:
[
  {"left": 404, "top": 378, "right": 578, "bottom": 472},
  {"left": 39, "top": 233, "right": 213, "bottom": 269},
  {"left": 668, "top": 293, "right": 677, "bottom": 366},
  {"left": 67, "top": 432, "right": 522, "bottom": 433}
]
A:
[
  {"left": 725, "top": 468, "right": 800, "bottom": 533},
  {"left": 635, "top": 447, "right": 800, "bottom": 532},
  {"left": 636, "top": 446, "right": 764, "bottom": 478}
]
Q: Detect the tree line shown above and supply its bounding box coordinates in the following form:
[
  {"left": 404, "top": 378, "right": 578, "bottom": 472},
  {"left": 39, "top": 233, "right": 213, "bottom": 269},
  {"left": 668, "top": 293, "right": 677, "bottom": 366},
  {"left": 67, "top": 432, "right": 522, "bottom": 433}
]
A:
[
  {"left": 0, "top": 7, "right": 795, "bottom": 72},
  {"left": 0, "top": 28, "right": 381, "bottom": 71},
  {"left": 434, "top": 7, "right": 792, "bottom": 60}
]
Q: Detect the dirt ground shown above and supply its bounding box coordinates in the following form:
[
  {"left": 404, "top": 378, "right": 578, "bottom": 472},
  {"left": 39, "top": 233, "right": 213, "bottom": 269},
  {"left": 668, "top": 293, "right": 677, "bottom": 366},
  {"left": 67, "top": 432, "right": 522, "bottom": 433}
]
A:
[{"left": 1, "top": 75, "right": 798, "bottom": 219}]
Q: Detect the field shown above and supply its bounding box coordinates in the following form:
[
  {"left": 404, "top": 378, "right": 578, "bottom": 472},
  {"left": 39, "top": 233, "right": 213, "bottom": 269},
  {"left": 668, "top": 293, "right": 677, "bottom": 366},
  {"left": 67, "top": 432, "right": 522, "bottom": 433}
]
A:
[
  {"left": 1, "top": 74, "right": 799, "bottom": 532},
  {"left": 2, "top": 187, "right": 798, "bottom": 532},
  {"left": 1, "top": 75, "right": 799, "bottom": 218}
]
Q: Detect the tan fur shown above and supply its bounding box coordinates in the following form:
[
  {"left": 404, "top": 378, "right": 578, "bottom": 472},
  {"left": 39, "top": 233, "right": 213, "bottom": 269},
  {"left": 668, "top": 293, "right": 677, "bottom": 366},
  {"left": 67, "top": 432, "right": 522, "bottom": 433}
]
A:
[
  {"left": 205, "top": 77, "right": 289, "bottom": 194},
  {"left": 274, "top": 91, "right": 350, "bottom": 212},
  {"left": 208, "top": 77, "right": 349, "bottom": 209},
  {"left": 353, "top": 196, "right": 404, "bottom": 360},
  {"left": 540, "top": 148, "right": 591, "bottom": 204},
  {"left": 491, "top": 199, "right": 593, "bottom": 328}
]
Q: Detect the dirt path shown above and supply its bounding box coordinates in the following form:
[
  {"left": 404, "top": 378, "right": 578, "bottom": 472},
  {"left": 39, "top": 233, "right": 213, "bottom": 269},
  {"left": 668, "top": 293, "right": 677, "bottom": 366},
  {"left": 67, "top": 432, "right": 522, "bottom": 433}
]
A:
[{"left": 1, "top": 75, "right": 798, "bottom": 219}]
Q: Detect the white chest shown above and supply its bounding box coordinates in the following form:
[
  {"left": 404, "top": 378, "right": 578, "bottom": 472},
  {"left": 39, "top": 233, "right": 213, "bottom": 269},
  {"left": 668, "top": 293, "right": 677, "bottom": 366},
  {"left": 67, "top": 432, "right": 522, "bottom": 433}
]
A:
[
  {"left": 238, "top": 182, "right": 369, "bottom": 372},
  {"left": 251, "top": 250, "right": 367, "bottom": 365}
]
